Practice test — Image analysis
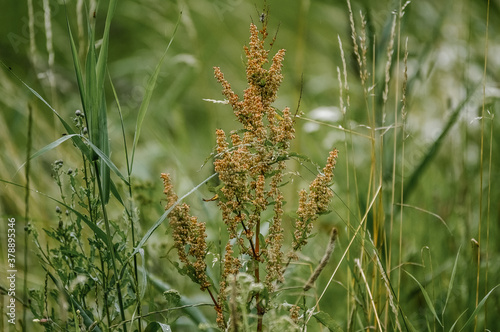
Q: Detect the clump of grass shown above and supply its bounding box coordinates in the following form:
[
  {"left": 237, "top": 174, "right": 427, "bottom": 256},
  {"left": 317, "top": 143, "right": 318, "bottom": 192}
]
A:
[{"left": 5, "top": 1, "right": 183, "bottom": 331}]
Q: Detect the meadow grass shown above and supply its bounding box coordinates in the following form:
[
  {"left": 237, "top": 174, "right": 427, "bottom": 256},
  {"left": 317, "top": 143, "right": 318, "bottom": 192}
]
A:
[{"left": 0, "top": 0, "right": 499, "bottom": 331}]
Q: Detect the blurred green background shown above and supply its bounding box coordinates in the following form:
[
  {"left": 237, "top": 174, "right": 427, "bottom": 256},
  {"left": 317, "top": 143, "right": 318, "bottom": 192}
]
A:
[{"left": 1, "top": 0, "right": 499, "bottom": 330}]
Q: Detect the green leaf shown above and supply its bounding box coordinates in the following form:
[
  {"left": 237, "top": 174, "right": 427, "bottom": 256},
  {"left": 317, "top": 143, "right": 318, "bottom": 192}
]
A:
[
  {"left": 163, "top": 289, "right": 181, "bottom": 308},
  {"left": 404, "top": 270, "right": 443, "bottom": 327},
  {"left": 312, "top": 311, "right": 344, "bottom": 332},
  {"left": 458, "top": 284, "right": 500, "bottom": 332},
  {"left": 144, "top": 322, "right": 172, "bottom": 332}
]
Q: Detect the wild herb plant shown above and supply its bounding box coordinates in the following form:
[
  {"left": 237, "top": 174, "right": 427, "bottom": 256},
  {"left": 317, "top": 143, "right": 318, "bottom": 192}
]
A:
[
  {"left": 161, "top": 20, "right": 339, "bottom": 331},
  {"left": 17, "top": 0, "right": 172, "bottom": 330}
]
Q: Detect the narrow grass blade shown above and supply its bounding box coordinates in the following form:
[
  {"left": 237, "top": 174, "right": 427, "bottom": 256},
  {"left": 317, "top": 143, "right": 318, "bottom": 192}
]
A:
[
  {"left": 404, "top": 270, "right": 443, "bottom": 327},
  {"left": 65, "top": 8, "right": 86, "bottom": 113},
  {"left": 85, "top": 21, "right": 99, "bottom": 159},
  {"left": 83, "top": 137, "right": 129, "bottom": 186},
  {"left": 95, "top": 0, "right": 116, "bottom": 203},
  {"left": 448, "top": 310, "right": 468, "bottom": 332},
  {"left": 442, "top": 246, "right": 461, "bottom": 317},
  {"left": 312, "top": 311, "right": 345, "bottom": 332},
  {"left": 458, "top": 284, "right": 500, "bottom": 332},
  {"left": 96, "top": 0, "right": 117, "bottom": 85},
  {"left": 130, "top": 12, "right": 182, "bottom": 172},
  {"left": 0, "top": 60, "right": 91, "bottom": 159},
  {"left": 83, "top": 13, "right": 111, "bottom": 203},
  {"left": 404, "top": 91, "right": 474, "bottom": 200},
  {"left": 16, "top": 134, "right": 79, "bottom": 172},
  {"left": 98, "top": 92, "right": 111, "bottom": 203},
  {"left": 130, "top": 172, "right": 218, "bottom": 258}
]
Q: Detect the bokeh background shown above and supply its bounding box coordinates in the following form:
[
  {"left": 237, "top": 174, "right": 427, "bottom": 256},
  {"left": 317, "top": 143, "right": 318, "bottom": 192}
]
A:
[{"left": 1, "top": 0, "right": 499, "bottom": 330}]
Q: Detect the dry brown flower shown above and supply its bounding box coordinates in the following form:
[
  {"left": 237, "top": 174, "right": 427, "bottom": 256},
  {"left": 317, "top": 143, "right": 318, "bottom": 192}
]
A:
[
  {"left": 293, "top": 149, "right": 339, "bottom": 251},
  {"left": 161, "top": 173, "right": 210, "bottom": 290}
]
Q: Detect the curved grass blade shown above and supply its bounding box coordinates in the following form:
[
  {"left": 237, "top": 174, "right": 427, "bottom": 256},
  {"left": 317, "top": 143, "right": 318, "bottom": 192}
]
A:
[
  {"left": 0, "top": 60, "right": 91, "bottom": 159},
  {"left": 16, "top": 134, "right": 79, "bottom": 174},
  {"left": 15, "top": 133, "right": 128, "bottom": 187},
  {"left": 404, "top": 270, "right": 443, "bottom": 327},
  {"left": 129, "top": 172, "right": 218, "bottom": 259},
  {"left": 442, "top": 246, "right": 461, "bottom": 317},
  {"left": 130, "top": 12, "right": 182, "bottom": 172},
  {"left": 458, "top": 284, "right": 500, "bottom": 332},
  {"left": 448, "top": 310, "right": 468, "bottom": 332}
]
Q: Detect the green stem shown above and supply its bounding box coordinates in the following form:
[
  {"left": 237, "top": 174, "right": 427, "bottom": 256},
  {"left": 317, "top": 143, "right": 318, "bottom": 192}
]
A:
[
  {"left": 94, "top": 162, "right": 127, "bottom": 332},
  {"left": 23, "top": 104, "right": 33, "bottom": 332}
]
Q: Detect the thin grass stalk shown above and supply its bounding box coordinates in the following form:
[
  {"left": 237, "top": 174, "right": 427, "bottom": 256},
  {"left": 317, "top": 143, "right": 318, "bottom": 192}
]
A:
[
  {"left": 346, "top": 5, "right": 373, "bottom": 305},
  {"left": 369, "top": 34, "right": 384, "bottom": 328},
  {"left": 394, "top": 0, "right": 403, "bottom": 307},
  {"left": 27, "top": 0, "right": 37, "bottom": 69},
  {"left": 397, "top": 36, "right": 408, "bottom": 332},
  {"left": 484, "top": 111, "right": 493, "bottom": 328},
  {"left": 338, "top": 34, "right": 359, "bottom": 328},
  {"left": 109, "top": 74, "right": 142, "bottom": 331},
  {"left": 255, "top": 218, "right": 263, "bottom": 331},
  {"left": 384, "top": 11, "right": 397, "bottom": 284},
  {"left": 94, "top": 163, "right": 127, "bottom": 332},
  {"left": 306, "top": 185, "right": 382, "bottom": 325},
  {"left": 43, "top": 0, "right": 56, "bottom": 107},
  {"left": 355, "top": 258, "right": 383, "bottom": 331},
  {"left": 23, "top": 105, "right": 33, "bottom": 332},
  {"left": 476, "top": 1, "right": 490, "bottom": 329}
]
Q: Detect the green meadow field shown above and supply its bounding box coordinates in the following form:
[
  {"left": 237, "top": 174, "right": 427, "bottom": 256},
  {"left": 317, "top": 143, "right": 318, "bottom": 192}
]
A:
[{"left": 0, "top": 0, "right": 499, "bottom": 331}]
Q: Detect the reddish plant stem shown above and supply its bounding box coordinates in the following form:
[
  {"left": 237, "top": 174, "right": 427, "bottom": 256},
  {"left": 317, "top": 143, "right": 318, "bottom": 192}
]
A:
[{"left": 255, "top": 217, "right": 264, "bottom": 331}]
